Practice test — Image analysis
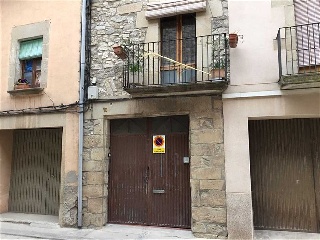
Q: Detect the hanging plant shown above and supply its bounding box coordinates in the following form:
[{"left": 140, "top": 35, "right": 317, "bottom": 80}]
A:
[
  {"left": 113, "top": 45, "right": 127, "bottom": 60},
  {"left": 229, "top": 33, "right": 239, "bottom": 48}
]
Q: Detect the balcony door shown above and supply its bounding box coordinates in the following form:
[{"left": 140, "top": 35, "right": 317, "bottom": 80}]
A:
[
  {"left": 294, "top": 0, "right": 320, "bottom": 68},
  {"left": 160, "top": 14, "right": 196, "bottom": 84}
]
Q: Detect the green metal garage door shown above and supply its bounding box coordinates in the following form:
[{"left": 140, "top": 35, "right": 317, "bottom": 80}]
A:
[{"left": 9, "top": 128, "right": 62, "bottom": 216}]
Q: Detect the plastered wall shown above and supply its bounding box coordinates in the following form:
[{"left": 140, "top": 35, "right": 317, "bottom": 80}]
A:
[
  {"left": 227, "top": 0, "right": 295, "bottom": 94},
  {"left": 0, "top": 130, "right": 13, "bottom": 213},
  {"left": 224, "top": 91, "right": 320, "bottom": 239},
  {"left": 0, "top": 113, "right": 79, "bottom": 226},
  {"left": 225, "top": 1, "right": 320, "bottom": 238},
  {"left": 0, "top": 0, "right": 81, "bottom": 111}
]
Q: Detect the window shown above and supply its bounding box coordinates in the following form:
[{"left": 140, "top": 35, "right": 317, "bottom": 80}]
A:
[
  {"left": 160, "top": 14, "right": 196, "bottom": 84},
  {"left": 294, "top": 0, "right": 320, "bottom": 68},
  {"left": 18, "top": 38, "right": 43, "bottom": 88},
  {"left": 8, "top": 21, "right": 49, "bottom": 93}
]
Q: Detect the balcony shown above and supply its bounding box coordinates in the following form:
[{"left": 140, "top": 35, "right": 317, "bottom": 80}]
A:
[
  {"left": 120, "top": 34, "right": 228, "bottom": 96},
  {"left": 277, "top": 22, "right": 320, "bottom": 89}
]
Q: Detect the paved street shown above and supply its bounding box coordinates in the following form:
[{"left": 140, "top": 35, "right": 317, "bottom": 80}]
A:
[
  {"left": 0, "top": 221, "right": 197, "bottom": 240},
  {"left": 0, "top": 213, "right": 196, "bottom": 240},
  {"left": 2, "top": 213, "right": 320, "bottom": 239}
]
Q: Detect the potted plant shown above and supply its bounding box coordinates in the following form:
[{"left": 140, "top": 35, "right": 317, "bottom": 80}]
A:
[
  {"left": 15, "top": 78, "right": 30, "bottom": 90},
  {"left": 115, "top": 39, "right": 146, "bottom": 85},
  {"left": 125, "top": 41, "right": 145, "bottom": 84},
  {"left": 229, "top": 33, "right": 239, "bottom": 48},
  {"left": 113, "top": 45, "right": 127, "bottom": 60},
  {"left": 211, "top": 58, "right": 226, "bottom": 79},
  {"left": 129, "top": 62, "right": 143, "bottom": 73}
]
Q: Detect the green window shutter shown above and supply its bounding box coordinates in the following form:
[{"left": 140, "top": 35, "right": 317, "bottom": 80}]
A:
[{"left": 19, "top": 38, "right": 43, "bottom": 60}]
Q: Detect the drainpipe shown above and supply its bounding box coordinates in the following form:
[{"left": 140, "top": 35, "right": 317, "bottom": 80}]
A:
[{"left": 78, "top": 0, "right": 87, "bottom": 229}]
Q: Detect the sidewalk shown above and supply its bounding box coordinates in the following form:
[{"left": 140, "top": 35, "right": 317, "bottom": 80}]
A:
[
  {"left": 2, "top": 213, "right": 320, "bottom": 239},
  {"left": 0, "top": 213, "right": 197, "bottom": 240}
]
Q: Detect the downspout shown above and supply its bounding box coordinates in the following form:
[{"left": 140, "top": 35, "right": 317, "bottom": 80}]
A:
[{"left": 78, "top": 0, "right": 87, "bottom": 229}]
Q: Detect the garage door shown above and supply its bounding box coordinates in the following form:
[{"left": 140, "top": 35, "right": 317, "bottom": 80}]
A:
[
  {"left": 249, "top": 119, "right": 320, "bottom": 232},
  {"left": 9, "top": 128, "right": 62, "bottom": 216},
  {"left": 108, "top": 116, "right": 191, "bottom": 228}
]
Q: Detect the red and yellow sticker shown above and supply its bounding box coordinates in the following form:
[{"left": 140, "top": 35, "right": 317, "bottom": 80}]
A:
[{"left": 153, "top": 135, "right": 165, "bottom": 153}]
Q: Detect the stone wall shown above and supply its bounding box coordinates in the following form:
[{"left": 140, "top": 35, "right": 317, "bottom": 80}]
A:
[
  {"left": 82, "top": 96, "right": 227, "bottom": 238},
  {"left": 87, "top": 0, "right": 229, "bottom": 237},
  {"left": 211, "top": 0, "right": 229, "bottom": 34},
  {"left": 82, "top": 118, "right": 107, "bottom": 227},
  {"left": 190, "top": 99, "right": 227, "bottom": 238},
  {"left": 90, "top": 0, "right": 148, "bottom": 98},
  {"left": 90, "top": 0, "right": 229, "bottom": 98}
]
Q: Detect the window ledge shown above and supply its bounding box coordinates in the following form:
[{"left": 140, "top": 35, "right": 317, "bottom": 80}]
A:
[{"left": 8, "top": 87, "right": 44, "bottom": 96}]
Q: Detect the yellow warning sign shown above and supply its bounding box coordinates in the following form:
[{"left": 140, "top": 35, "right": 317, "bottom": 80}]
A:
[{"left": 153, "top": 135, "right": 165, "bottom": 153}]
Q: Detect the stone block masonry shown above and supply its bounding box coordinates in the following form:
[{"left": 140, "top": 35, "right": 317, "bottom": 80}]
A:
[
  {"left": 82, "top": 118, "right": 107, "bottom": 228},
  {"left": 88, "top": 0, "right": 229, "bottom": 238},
  {"left": 189, "top": 99, "right": 227, "bottom": 239},
  {"left": 82, "top": 96, "right": 227, "bottom": 239},
  {"left": 90, "top": 0, "right": 148, "bottom": 99},
  {"left": 90, "top": 0, "right": 229, "bottom": 100}
]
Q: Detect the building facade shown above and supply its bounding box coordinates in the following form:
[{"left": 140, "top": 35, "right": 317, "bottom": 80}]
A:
[
  {"left": 225, "top": 0, "right": 320, "bottom": 238},
  {"left": 4, "top": 1, "right": 318, "bottom": 238},
  {"left": 0, "top": 0, "right": 82, "bottom": 227},
  {"left": 84, "top": 0, "right": 229, "bottom": 238}
]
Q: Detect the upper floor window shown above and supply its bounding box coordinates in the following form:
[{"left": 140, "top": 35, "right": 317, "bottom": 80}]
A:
[
  {"left": 7, "top": 21, "right": 49, "bottom": 94},
  {"left": 160, "top": 14, "right": 196, "bottom": 84},
  {"left": 294, "top": 0, "right": 320, "bottom": 68},
  {"left": 18, "top": 38, "right": 43, "bottom": 88}
]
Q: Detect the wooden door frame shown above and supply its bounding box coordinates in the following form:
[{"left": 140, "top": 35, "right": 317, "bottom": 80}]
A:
[{"left": 160, "top": 14, "right": 196, "bottom": 80}]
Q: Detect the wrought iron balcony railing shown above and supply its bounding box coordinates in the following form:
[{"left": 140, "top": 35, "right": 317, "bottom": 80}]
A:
[
  {"left": 121, "top": 34, "right": 228, "bottom": 94},
  {"left": 277, "top": 22, "right": 320, "bottom": 89}
]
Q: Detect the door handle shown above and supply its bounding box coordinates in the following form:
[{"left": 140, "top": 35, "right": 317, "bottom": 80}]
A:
[{"left": 153, "top": 189, "right": 165, "bottom": 194}]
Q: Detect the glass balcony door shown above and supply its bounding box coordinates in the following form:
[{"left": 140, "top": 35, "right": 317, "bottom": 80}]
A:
[{"left": 160, "top": 14, "right": 196, "bottom": 84}]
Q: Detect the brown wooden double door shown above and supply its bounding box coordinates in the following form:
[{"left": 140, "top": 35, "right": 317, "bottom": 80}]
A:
[
  {"left": 108, "top": 116, "right": 191, "bottom": 228},
  {"left": 249, "top": 119, "right": 320, "bottom": 232}
]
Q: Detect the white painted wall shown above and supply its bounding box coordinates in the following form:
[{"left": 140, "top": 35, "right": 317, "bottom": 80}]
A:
[
  {"left": 227, "top": 0, "right": 294, "bottom": 94},
  {"left": 224, "top": 1, "right": 320, "bottom": 239}
]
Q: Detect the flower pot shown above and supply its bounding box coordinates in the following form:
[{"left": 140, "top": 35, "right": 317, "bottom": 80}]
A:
[
  {"left": 113, "top": 46, "right": 127, "bottom": 60},
  {"left": 15, "top": 83, "right": 30, "bottom": 90},
  {"left": 229, "top": 33, "right": 239, "bottom": 48},
  {"left": 211, "top": 68, "right": 226, "bottom": 79}
]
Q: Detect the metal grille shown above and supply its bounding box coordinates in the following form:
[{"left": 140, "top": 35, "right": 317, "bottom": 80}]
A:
[
  {"left": 9, "top": 128, "right": 62, "bottom": 216},
  {"left": 249, "top": 119, "right": 320, "bottom": 232},
  {"left": 122, "top": 34, "right": 228, "bottom": 88}
]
